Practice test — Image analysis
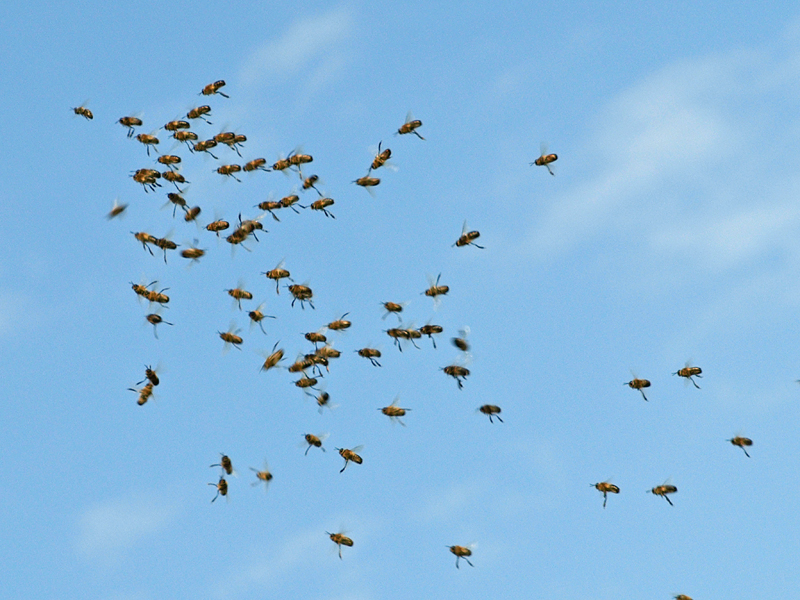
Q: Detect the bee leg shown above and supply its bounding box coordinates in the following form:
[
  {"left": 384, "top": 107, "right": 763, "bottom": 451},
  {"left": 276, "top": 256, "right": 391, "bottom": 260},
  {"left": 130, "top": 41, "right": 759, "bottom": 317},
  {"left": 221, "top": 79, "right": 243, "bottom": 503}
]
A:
[
  {"left": 413, "top": 131, "right": 425, "bottom": 140},
  {"left": 690, "top": 378, "right": 701, "bottom": 389},
  {"left": 743, "top": 448, "right": 750, "bottom": 458},
  {"left": 304, "top": 445, "right": 311, "bottom": 456},
  {"left": 640, "top": 390, "right": 648, "bottom": 402},
  {"left": 464, "top": 558, "right": 474, "bottom": 567},
  {"left": 338, "top": 545, "right": 342, "bottom": 560},
  {"left": 664, "top": 496, "right": 673, "bottom": 506},
  {"left": 603, "top": 493, "right": 607, "bottom": 508},
  {"left": 340, "top": 461, "right": 348, "bottom": 473}
]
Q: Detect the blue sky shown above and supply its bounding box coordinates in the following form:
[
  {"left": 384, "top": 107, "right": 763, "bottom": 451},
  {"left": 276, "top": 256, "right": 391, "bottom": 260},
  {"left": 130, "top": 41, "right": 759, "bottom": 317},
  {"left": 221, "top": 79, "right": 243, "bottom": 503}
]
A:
[{"left": 2, "top": 2, "right": 800, "bottom": 599}]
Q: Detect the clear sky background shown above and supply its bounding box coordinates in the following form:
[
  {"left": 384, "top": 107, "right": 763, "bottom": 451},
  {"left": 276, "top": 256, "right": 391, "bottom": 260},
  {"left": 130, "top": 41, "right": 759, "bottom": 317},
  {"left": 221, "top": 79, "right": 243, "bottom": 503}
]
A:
[{"left": 2, "top": 2, "right": 799, "bottom": 599}]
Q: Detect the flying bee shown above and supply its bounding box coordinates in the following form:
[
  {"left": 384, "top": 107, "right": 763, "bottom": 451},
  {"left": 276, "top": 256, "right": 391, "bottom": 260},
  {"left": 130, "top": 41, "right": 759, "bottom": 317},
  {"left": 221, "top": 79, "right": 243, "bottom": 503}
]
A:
[
  {"left": 247, "top": 303, "right": 276, "bottom": 334},
  {"left": 357, "top": 347, "right": 381, "bottom": 367},
  {"left": 218, "top": 324, "right": 243, "bottom": 351},
  {"left": 301, "top": 174, "right": 322, "bottom": 196},
  {"left": 131, "top": 280, "right": 156, "bottom": 299},
  {"left": 145, "top": 312, "right": 173, "bottom": 339},
  {"left": 180, "top": 244, "right": 205, "bottom": 263},
  {"left": 424, "top": 273, "right": 449, "bottom": 306},
  {"left": 306, "top": 390, "right": 335, "bottom": 414},
  {"left": 305, "top": 353, "right": 330, "bottom": 377},
  {"left": 279, "top": 193, "right": 301, "bottom": 214},
  {"left": 157, "top": 154, "right": 181, "bottom": 170},
  {"left": 137, "top": 364, "right": 160, "bottom": 387},
  {"left": 419, "top": 323, "right": 444, "bottom": 348},
  {"left": 132, "top": 231, "right": 157, "bottom": 256},
  {"left": 206, "top": 218, "right": 229, "bottom": 236},
  {"left": 674, "top": 363, "right": 702, "bottom": 389},
  {"left": 288, "top": 284, "right": 314, "bottom": 309},
  {"left": 209, "top": 477, "right": 228, "bottom": 502},
  {"left": 259, "top": 341, "right": 285, "bottom": 372},
  {"left": 303, "top": 432, "right": 328, "bottom": 455},
  {"left": 625, "top": 377, "right": 651, "bottom": 401},
  {"left": 448, "top": 545, "right": 474, "bottom": 569},
  {"left": 163, "top": 120, "right": 190, "bottom": 132},
  {"left": 216, "top": 164, "right": 242, "bottom": 182},
  {"left": 479, "top": 404, "right": 503, "bottom": 423},
  {"left": 649, "top": 481, "right": 678, "bottom": 506},
  {"left": 184, "top": 206, "right": 201, "bottom": 223},
  {"left": 153, "top": 233, "right": 179, "bottom": 263},
  {"left": 451, "top": 327, "right": 470, "bottom": 353},
  {"left": 162, "top": 169, "right": 188, "bottom": 192},
  {"left": 591, "top": 481, "right": 620, "bottom": 508},
  {"left": 530, "top": 142, "right": 557, "bottom": 176},
  {"left": 454, "top": 221, "right": 484, "bottom": 249},
  {"left": 337, "top": 446, "right": 363, "bottom": 472},
  {"left": 106, "top": 198, "right": 128, "bottom": 219},
  {"left": 244, "top": 158, "right": 270, "bottom": 172},
  {"left": 295, "top": 375, "right": 318, "bottom": 390},
  {"left": 263, "top": 260, "right": 292, "bottom": 294},
  {"left": 674, "top": 595, "right": 693, "bottom": 600},
  {"left": 133, "top": 281, "right": 170, "bottom": 306},
  {"left": 381, "top": 301, "right": 406, "bottom": 321},
  {"left": 132, "top": 168, "right": 161, "bottom": 192},
  {"left": 289, "top": 153, "right": 313, "bottom": 168},
  {"left": 728, "top": 435, "right": 753, "bottom": 457},
  {"left": 250, "top": 460, "right": 273, "bottom": 491},
  {"left": 316, "top": 344, "right": 341, "bottom": 360},
  {"left": 224, "top": 134, "right": 247, "bottom": 157},
  {"left": 129, "top": 382, "right": 154, "bottom": 406},
  {"left": 379, "top": 397, "right": 411, "bottom": 426},
  {"left": 327, "top": 313, "right": 351, "bottom": 331},
  {"left": 201, "top": 79, "right": 229, "bottom": 98},
  {"left": 308, "top": 198, "right": 335, "bottom": 218},
  {"left": 272, "top": 157, "right": 292, "bottom": 172},
  {"left": 173, "top": 129, "right": 198, "bottom": 148},
  {"left": 369, "top": 141, "right": 392, "bottom": 173},
  {"left": 72, "top": 103, "right": 93, "bottom": 120},
  {"left": 353, "top": 176, "right": 380, "bottom": 195},
  {"left": 305, "top": 330, "right": 328, "bottom": 347},
  {"left": 386, "top": 327, "right": 408, "bottom": 352},
  {"left": 118, "top": 115, "right": 142, "bottom": 136},
  {"left": 226, "top": 284, "right": 253, "bottom": 310},
  {"left": 193, "top": 139, "right": 218, "bottom": 159},
  {"left": 213, "top": 131, "right": 238, "bottom": 151},
  {"left": 442, "top": 365, "right": 469, "bottom": 389},
  {"left": 186, "top": 105, "right": 212, "bottom": 123},
  {"left": 397, "top": 112, "right": 424, "bottom": 139},
  {"left": 211, "top": 453, "right": 234, "bottom": 476},
  {"left": 136, "top": 132, "right": 160, "bottom": 156},
  {"left": 163, "top": 192, "right": 187, "bottom": 217},
  {"left": 327, "top": 531, "right": 353, "bottom": 559}
]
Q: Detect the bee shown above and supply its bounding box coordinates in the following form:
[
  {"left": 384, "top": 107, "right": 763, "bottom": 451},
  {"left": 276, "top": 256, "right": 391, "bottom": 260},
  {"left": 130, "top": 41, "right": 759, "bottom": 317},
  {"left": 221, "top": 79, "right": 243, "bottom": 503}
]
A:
[
  {"left": 301, "top": 174, "right": 322, "bottom": 195},
  {"left": 316, "top": 344, "right": 341, "bottom": 360},
  {"left": 309, "top": 198, "right": 335, "bottom": 218},
  {"left": 305, "top": 353, "right": 330, "bottom": 377},
  {"left": 106, "top": 198, "right": 128, "bottom": 220},
  {"left": 454, "top": 221, "right": 484, "bottom": 249},
  {"left": 162, "top": 169, "right": 188, "bottom": 192},
  {"left": 337, "top": 446, "right": 363, "bottom": 472},
  {"left": 674, "top": 595, "right": 693, "bottom": 600},
  {"left": 728, "top": 435, "right": 753, "bottom": 457},
  {"left": 305, "top": 330, "right": 327, "bottom": 347},
  {"left": 163, "top": 120, "right": 190, "bottom": 132},
  {"left": 184, "top": 206, "right": 202, "bottom": 223},
  {"left": 157, "top": 154, "right": 181, "bottom": 170},
  {"left": 294, "top": 375, "right": 318, "bottom": 389},
  {"left": 193, "top": 139, "right": 219, "bottom": 159},
  {"left": 673, "top": 364, "right": 702, "bottom": 389},
  {"left": 131, "top": 168, "right": 161, "bottom": 192},
  {"left": 135, "top": 133, "right": 161, "bottom": 157},
  {"left": 424, "top": 273, "right": 449, "bottom": 306},
  {"left": 250, "top": 461, "right": 273, "bottom": 491},
  {"left": 451, "top": 327, "right": 470, "bottom": 353},
  {"left": 303, "top": 432, "right": 327, "bottom": 455},
  {"left": 145, "top": 312, "right": 173, "bottom": 339},
  {"left": 173, "top": 129, "right": 198, "bottom": 148},
  {"left": 288, "top": 284, "right": 314, "bottom": 309},
  {"left": 649, "top": 481, "right": 678, "bottom": 506},
  {"left": 397, "top": 112, "right": 424, "bottom": 139},
  {"left": 260, "top": 341, "right": 285, "bottom": 372},
  {"left": 186, "top": 105, "right": 212, "bottom": 123},
  {"left": 129, "top": 382, "right": 154, "bottom": 406},
  {"left": 226, "top": 284, "right": 253, "bottom": 310},
  {"left": 201, "top": 80, "right": 229, "bottom": 98},
  {"left": 255, "top": 201, "right": 281, "bottom": 224},
  {"left": 227, "top": 134, "right": 247, "bottom": 157},
  {"left": 279, "top": 194, "right": 302, "bottom": 214},
  {"left": 218, "top": 324, "right": 243, "bottom": 351},
  {"left": 131, "top": 280, "right": 156, "bottom": 299},
  {"left": 448, "top": 545, "right": 474, "bottom": 569},
  {"left": 419, "top": 323, "right": 444, "bottom": 348},
  {"left": 327, "top": 531, "right": 353, "bottom": 559},
  {"left": 153, "top": 234, "right": 179, "bottom": 263},
  {"left": 132, "top": 231, "right": 157, "bottom": 256},
  {"left": 72, "top": 103, "right": 93, "bottom": 120},
  {"left": 211, "top": 453, "right": 234, "bottom": 476},
  {"left": 118, "top": 115, "right": 142, "bottom": 137},
  {"left": 327, "top": 313, "right": 351, "bottom": 331},
  {"left": 357, "top": 347, "right": 381, "bottom": 367},
  {"left": 244, "top": 158, "right": 270, "bottom": 172},
  {"left": 216, "top": 164, "right": 242, "bottom": 182},
  {"left": 163, "top": 192, "right": 187, "bottom": 218},
  {"left": 206, "top": 218, "right": 229, "bottom": 236},
  {"left": 263, "top": 260, "right": 292, "bottom": 294},
  {"left": 209, "top": 477, "right": 228, "bottom": 502},
  {"left": 379, "top": 397, "right": 411, "bottom": 426},
  {"left": 386, "top": 327, "right": 408, "bottom": 352},
  {"left": 272, "top": 157, "right": 292, "bottom": 172},
  {"left": 369, "top": 141, "right": 391, "bottom": 173},
  {"left": 137, "top": 364, "right": 160, "bottom": 386},
  {"left": 442, "top": 365, "right": 469, "bottom": 389},
  {"left": 591, "top": 481, "right": 620, "bottom": 508},
  {"left": 353, "top": 176, "right": 380, "bottom": 195},
  {"left": 479, "top": 404, "right": 503, "bottom": 423},
  {"left": 180, "top": 245, "right": 205, "bottom": 263},
  {"left": 381, "top": 301, "right": 405, "bottom": 321},
  {"left": 625, "top": 377, "right": 651, "bottom": 401},
  {"left": 307, "top": 390, "right": 335, "bottom": 414},
  {"left": 132, "top": 281, "right": 170, "bottom": 306},
  {"left": 530, "top": 143, "right": 557, "bottom": 176},
  {"left": 247, "top": 303, "right": 276, "bottom": 334}
]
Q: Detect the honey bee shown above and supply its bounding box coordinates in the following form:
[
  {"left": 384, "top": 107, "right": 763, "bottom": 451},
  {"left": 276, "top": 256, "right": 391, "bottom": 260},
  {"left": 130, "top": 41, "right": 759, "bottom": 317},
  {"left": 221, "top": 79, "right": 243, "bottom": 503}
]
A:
[
  {"left": 307, "top": 390, "right": 335, "bottom": 414},
  {"left": 131, "top": 280, "right": 156, "bottom": 299},
  {"left": 211, "top": 453, "right": 235, "bottom": 475},
  {"left": 153, "top": 233, "right": 179, "bottom": 263},
  {"left": 247, "top": 303, "right": 276, "bottom": 334},
  {"left": 186, "top": 105, "right": 212, "bottom": 123},
  {"left": 163, "top": 192, "right": 187, "bottom": 217},
  {"left": 381, "top": 301, "right": 405, "bottom": 321},
  {"left": 226, "top": 284, "right": 253, "bottom": 310},
  {"left": 136, "top": 133, "right": 160, "bottom": 156},
  {"left": 303, "top": 432, "right": 328, "bottom": 455},
  {"left": 132, "top": 167, "right": 161, "bottom": 192},
  {"left": 337, "top": 446, "right": 363, "bottom": 472},
  {"left": 424, "top": 273, "right": 449, "bottom": 306},
  {"left": 244, "top": 158, "right": 270, "bottom": 172},
  {"left": 294, "top": 375, "right": 318, "bottom": 389},
  {"left": 448, "top": 545, "right": 474, "bottom": 568},
  {"left": 137, "top": 364, "right": 160, "bottom": 387},
  {"left": 327, "top": 313, "right": 351, "bottom": 331},
  {"left": 184, "top": 206, "right": 201, "bottom": 223},
  {"left": 193, "top": 139, "right": 219, "bottom": 159},
  {"left": 397, "top": 112, "right": 424, "bottom": 139},
  {"left": 728, "top": 435, "right": 753, "bottom": 457},
  {"left": 386, "top": 327, "right": 408, "bottom": 352},
  {"left": 287, "top": 284, "right": 314, "bottom": 309},
  {"left": 418, "top": 323, "right": 444, "bottom": 348},
  {"left": 673, "top": 595, "right": 693, "bottom": 600},
  {"left": 479, "top": 404, "right": 503, "bottom": 423},
  {"left": 316, "top": 344, "right": 341, "bottom": 360},
  {"left": 309, "top": 198, "right": 335, "bottom": 218},
  {"left": 162, "top": 169, "right": 188, "bottom": 192},
  {"left": 451, "top": 327, "right": 470, "bottom": 353},
  {"left": 379, "top": 397, "right": 411, "bottom": 426},
  {"left": 625, "top": 377, "right": 651, "bottom": 401},
  {"left": 206, "top": 218, "right": 229, "bottom": 236},
  {"left": 673, "top": 364, "right": 702, "bottom": 388},
  {"left": 454, "top": 221, "right": 484, "bottom": 249},
  {"left": 442, "top": 364, "right": 469, "bottom": 389},
  {"left": 259, "top": 341, "right": 285, "bottom": 372},
  {"left": 145, "top": 312, "right": 173, "bottom": 339},
  {"left": 649, "top": 481, "right": 678, "bottom": 506},
  {"left": 356, "top": 347, "right": 381, "bottom": 367},
  {"left": 327, "top": 531, "right": 353, "bottom": 559},
  {"left": 180, "top": 244, "right": 205, "bottom": 263},
  {"left": 157, "top": 154, "right": 181, "bottom": 170},
  {"left": 163, "top": 120, "right": 190, "bottom": 132},
  {"left": 118, "top": 115, "right": 142, "bottom": 136},
  {"left": 132, "top": 231, "right": 157, "bottom": 256},
  {"left": 250, "top": 461, "right": 273, "bottom": 491},
  {"left": 214, "top": 132, "right": 244, "bottom": 156},
  {"left": 209, "top": 477, "right": 228, "bottom": 502},
  {"left": 406, "top": 327, "right": 424, "bottom": 350},
  {"left": 133, "top": 281, "right": 170, "bottom": 306},
  {"left": 263, "top": 260, "right": 292, "bottom": 294},
  {"left": 173, "top": 129, "right": 198, "bottom": 148},
  {"left": 279, "top": 194, "right": 302, "bottom": 214},
  {"left": 301, "top": 174, "right": 322, "bottom": 195},
  {"left": 369, "top": 141, "right": 392, "bottom": 173},
  {"left": 591, "top": 481, "right": 620, "bottom": 508},
  {"left": 216, "top": 164, "right": 242, "bottom": 182},
  {"left": 353, "top": 176, "right": 380, "bottom": 195},
  {"left": 72, "top": 103, "right": 93, "bottom": 120},
  {"left": 272, "top": 157, "right": 292, "bottom": 172},
  {"left": 105, "top": 198, "right": 128, "bottom": 220},
  {"left": 305, "top": 330, "right": 328, "bottom": 347},
  {"left": 129, "top": 382, "right": 154, "bottom": 406},
  {"left": 219, "top": 324, "right": 243, "bottom": 351},
  {"left": 530, "top": 143, "right": 557, "bottom": 176},
  {"left": 201, "top": 80, "right": 229, "bottom": 98}
]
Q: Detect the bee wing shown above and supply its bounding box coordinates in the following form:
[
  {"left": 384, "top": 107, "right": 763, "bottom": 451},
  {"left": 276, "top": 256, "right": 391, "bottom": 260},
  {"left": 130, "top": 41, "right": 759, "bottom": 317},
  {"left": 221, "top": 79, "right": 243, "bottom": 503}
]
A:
[
  {"left": 404, "top": 110, "right": 415, "bottom": 124},
  {"left": 350, "top": 445, "right": 365, "bottom": 453}
]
